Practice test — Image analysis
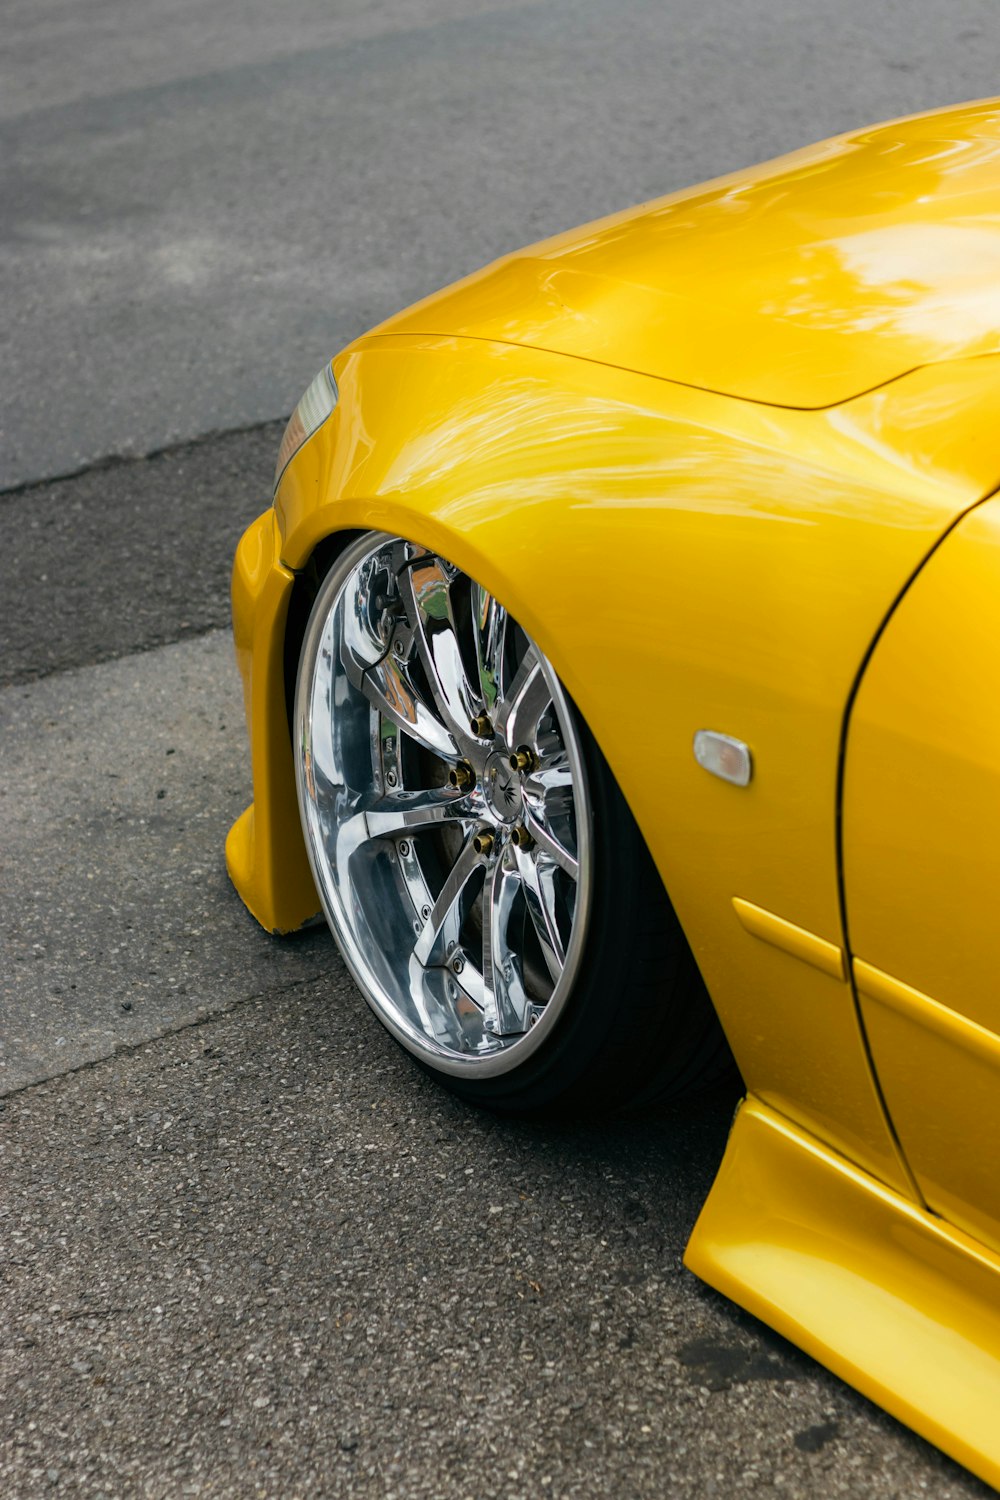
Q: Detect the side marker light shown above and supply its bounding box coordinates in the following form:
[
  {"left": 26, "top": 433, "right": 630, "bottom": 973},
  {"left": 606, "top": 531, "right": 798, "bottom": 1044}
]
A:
[{"left": 693, "top": 730, "right": 752, "bottom": 787}]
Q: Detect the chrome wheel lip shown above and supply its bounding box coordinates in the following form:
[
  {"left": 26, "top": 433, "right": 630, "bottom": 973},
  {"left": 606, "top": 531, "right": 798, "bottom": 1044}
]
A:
[{"left": 294, "top": 530, "right": 593, "bottom": 1080}]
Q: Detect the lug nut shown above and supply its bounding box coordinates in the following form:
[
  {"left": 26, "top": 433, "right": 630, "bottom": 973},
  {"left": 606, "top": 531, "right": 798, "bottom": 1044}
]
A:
[
  {"left": 448, "top": 761, "right": 475, "bottom": 791},
  {"left": 472, "top": 829, "right": 495, "bottom": 857},
  {"left": 469, "top": 712, "right": 493, "bottom": 738},
  {"left": 510, "top": 823, "right": 534, "bottom": 850},
  {"left": 509, "top": 746, "right": 537, "bottom": 773}
]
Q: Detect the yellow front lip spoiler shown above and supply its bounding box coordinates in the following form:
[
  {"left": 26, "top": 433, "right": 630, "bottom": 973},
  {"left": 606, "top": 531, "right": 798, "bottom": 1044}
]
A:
[
  {"left": 226, "top": 508, "right": 320, "bottom": 934},
  {"left": 686, "top": 1096, "right": 1000, "bottom": 1491}
]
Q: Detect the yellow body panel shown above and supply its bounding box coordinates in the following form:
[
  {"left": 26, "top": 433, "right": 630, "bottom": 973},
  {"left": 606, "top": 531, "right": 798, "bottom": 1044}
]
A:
[
  {"left": 685, "top": 1097, "right": 1000, "bottom": 1492},
  {"left": 234, "top": 337, "right": 1000, "bottom": 1193},
  {"left": 228, "top": 101, "right": 1000, "bottom": 1482},
  {"left": 731, "top": 897, "right": 846, "bottom": 982},
  {"left": 379, "top": 100, "right": 1000, "bottom": 408},
  {"left": 844, "top": 497, "right": 1000, "bottom": 1252},
  {"left": 226, "top": 508, "right": 319, "bottom": 933}
]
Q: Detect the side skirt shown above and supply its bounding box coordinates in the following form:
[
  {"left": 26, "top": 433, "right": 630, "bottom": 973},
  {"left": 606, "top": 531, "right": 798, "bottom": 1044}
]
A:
[{"left": 685, "top": 1096, "right": 1000, "bottom": 1490}]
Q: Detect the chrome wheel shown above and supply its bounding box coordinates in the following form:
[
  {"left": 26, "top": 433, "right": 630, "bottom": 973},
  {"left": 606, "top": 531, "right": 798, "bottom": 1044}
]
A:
[{"left": 295, "top": 532, "right": 593, "bottom": 1078}]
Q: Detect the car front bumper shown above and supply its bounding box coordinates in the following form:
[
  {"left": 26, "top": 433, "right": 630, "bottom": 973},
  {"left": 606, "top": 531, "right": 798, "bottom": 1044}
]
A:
[{"left": 226, "top": 506, "right": 320, "bottom": 934}]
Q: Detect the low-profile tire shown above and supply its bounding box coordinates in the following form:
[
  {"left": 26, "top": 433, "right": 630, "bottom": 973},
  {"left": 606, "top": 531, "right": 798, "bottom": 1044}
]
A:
[{"left": 294, "top": 530, "right": 732, "bottom": 1114}]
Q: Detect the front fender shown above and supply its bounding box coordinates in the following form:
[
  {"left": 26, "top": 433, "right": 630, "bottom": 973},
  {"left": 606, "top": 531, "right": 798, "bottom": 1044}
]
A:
[{"left": 243, "top": 332, "right": 1000, "bottom": 1182}]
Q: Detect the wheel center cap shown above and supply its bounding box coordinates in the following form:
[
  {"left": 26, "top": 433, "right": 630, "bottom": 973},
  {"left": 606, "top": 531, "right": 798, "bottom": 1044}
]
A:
[{"left": 484, "top": 750, "right": 523, "bottom": 823}]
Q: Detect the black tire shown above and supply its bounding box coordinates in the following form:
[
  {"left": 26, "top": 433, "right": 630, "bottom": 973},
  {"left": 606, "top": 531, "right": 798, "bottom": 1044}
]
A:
[{"left": 435, "top": 713, "right": 735, "bottom": 1115}]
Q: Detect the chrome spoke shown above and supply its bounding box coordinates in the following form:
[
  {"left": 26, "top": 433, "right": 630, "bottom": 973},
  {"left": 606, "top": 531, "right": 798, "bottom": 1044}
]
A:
[
  {"left": 495, "top": 646, "right": 552, "bottom": 749},
  {"left": 481, "top": 854, "right": 531, "bottom": 1035},
  {"left": 331, "top": 789, "right": 476, "bottom": 862},
  {"left": 350, "top": 651, "right": 459, "bottom": 762},
  {"left": 414, "top": 834, "right": 482, "bottom": 966},
  {"left": 522, "top": 803, "right": 579, "bottom": 878},
  {"left": 515, "top": 847, "right": 566, "bottom": 984},
  {"left": 401, "top": 556, "right": 481, "bottom": 740},
  {"left": 471, "top": 581, "right": 508, "bottom": 713},
  {"left": 523, "top": 759, "right": 573, "bottom": 799},
  {"left": 363, "top": 785, "right": 478, "bottom": 839},
  {"left": 341, "top": 542, "right": 407, "bottom": 665}
]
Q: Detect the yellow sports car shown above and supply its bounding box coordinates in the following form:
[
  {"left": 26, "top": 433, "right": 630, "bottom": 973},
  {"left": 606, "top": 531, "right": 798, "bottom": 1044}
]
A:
[{"left": 229, "top": 98, "right": 1000, "bottom": 1488}]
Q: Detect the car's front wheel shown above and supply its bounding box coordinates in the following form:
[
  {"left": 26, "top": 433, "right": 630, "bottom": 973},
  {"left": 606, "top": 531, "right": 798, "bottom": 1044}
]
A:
[{"left": 294, "top": 530, "right": 731, "bottom": 1113}]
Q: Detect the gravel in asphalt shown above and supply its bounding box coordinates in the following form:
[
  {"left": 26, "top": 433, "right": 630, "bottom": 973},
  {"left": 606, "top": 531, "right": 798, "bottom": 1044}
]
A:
[
  {"left": 2, "top": 488, "right": 996, "bottom": 1492},
  {"left": 1, "top": 428, "right": 997, "bottom": 1495},
  {"left": 6, "top": 2, "right": 1000, "bottom": 1490},
  {"left": 2, "top": 985, "right": 990, "bottom": 1500},
  {"left": 5, "top": 0, "right": 1000, "bottom": 488},
  {"left": 0, "top": 424, "right": 283, "bottom": 689},
  {"left": 0, "top": 630, "right": 333, "bottom": 1093}
]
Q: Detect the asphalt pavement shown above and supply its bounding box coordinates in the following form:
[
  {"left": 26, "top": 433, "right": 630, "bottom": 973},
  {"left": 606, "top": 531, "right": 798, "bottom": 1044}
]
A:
[
  {"left": 4, "top": 0, "right": 1000, "bottom": 488},
  {"left": 1, "top": 433, "right": 993, "bottom": 1500},
  {"left": 1, "top": 941, "right": 991, "bottom": 1500},
  {"left": 5, "top": 0, "right": 1000, "bottom": 1495}
]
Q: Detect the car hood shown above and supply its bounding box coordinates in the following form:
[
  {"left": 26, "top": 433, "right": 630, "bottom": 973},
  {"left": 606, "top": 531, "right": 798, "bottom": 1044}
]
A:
[{"left": 377, "top": 99, "right": 1000, "bottom": 409}]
